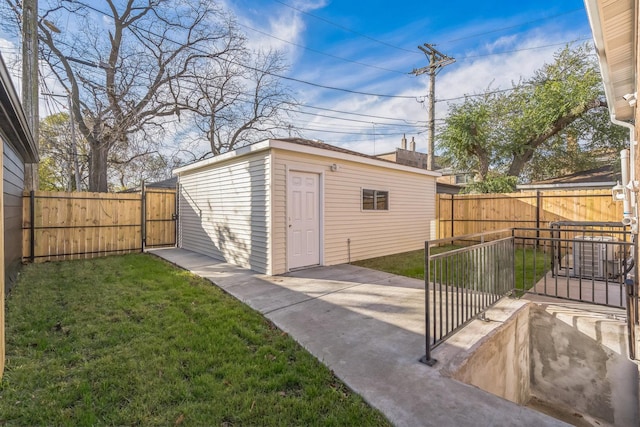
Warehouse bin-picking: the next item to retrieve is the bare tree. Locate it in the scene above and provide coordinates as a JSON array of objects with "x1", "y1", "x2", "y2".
[
  {"x1": 4, "y1": 0, "x2": 244, "y2": 191},
  {"x1": 185, "y1": 48, "x2": 295, "y2": 156}
]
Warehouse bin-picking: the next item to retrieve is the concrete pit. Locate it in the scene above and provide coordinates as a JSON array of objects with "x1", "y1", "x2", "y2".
[{"x1": 435, "y1": 299, "x2": 640, "y2": 426}]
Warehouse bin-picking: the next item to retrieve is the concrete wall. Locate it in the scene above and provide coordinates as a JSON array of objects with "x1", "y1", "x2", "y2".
[
  {"x1": 530, "y1": 304, "x2": 639, "y2": 426},
  {"x1": 444, "y1": 301, "x2": 639, "y2": 425},
  {"x1": 451, "y1": 304, "x2": 531, "y2": 404}
]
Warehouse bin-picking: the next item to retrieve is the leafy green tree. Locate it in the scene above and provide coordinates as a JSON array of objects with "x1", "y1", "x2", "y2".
[
  {"x1": 460, "y1": 174, "x2": 517, "y2": 194},
  {"x1": 38, "y1": 112, "x2": 87, "y2": 191},
  {"x1": 38, "y1": 157, "x2": 61, "y2": 191},
  {"x1": 437, "y1": 92, "x2": 502, "y2": 181},
  {"x1": 439, "y1": 44, "x2": 628, "y2": 187}
]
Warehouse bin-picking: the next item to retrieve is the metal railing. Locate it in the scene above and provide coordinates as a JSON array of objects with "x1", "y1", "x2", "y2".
[
  {"x1": 421, "y1": 231, "x2": 515, "y2": 366},
  {"x1": 421, "y1": 224, "x2": 639, "y2": 364},
  {"x1": 513, "y1": 223, "x2": 638, "y2": 360},
  {"x1": 512, "y1": 224, "x2": 634, "y2": 308}
]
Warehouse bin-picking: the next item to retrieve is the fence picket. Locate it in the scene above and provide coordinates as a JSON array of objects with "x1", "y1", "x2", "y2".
[
  {"x1": 436, "y1": 189, "x2": 621, "y2": 239},
  {"x1": 22, "y1": 189, "x2": 176, "y2": 262}
]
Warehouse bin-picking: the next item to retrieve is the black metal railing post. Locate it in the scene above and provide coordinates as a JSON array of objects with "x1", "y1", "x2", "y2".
[
  {"x1": 627, "y1": 236, "x2": 639, "y2": 361},
  {"x1": 421, "y1": 231, "x2": 515, "y2": 365},
  {"x1": 420, "y1": 240, "x2": 437, "y2": 366}
]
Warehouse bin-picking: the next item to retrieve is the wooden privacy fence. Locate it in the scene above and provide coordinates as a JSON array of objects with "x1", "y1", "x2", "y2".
[
  {"x1": 436, "y1": 189, "x2": 623, "y2": 239},
  {"x1": 23, "y1": 188, "x2": 176, "y2": 262}
]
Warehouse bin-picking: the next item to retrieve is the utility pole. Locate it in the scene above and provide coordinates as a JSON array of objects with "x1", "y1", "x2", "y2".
[
  {"x1": 68, "y1": 95, "x2": 81, "y2": 191},
  {"x1": 410, "y1": 43, "x2": 455, "y2": 171},
  {"x1": 22, "y1": 0, "x2": 39, "y2": 190}
]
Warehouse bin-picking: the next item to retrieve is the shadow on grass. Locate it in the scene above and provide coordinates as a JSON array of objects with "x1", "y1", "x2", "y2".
[
  {"x1": 353, "y1": 245, "x2": 549, "y2": 293},
  {"x1": 1, "y1": 254, "x2": 390, "y2": 427}
]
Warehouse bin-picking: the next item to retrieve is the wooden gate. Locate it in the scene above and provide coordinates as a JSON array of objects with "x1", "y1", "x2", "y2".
[{"x1": 143, "y1": 187, "x2": 176, "y2": 248}]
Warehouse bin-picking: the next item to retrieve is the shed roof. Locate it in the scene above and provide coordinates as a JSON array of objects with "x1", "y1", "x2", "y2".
[
  {"x1": 174, "y1": 138, "x2": 440, "y2": 177},
  {"x1": 517, "y1": 165, "x2": 619, "y2": 190},
  {"x1": 0, "y1": 54, "x2": 38, "y2": 163}
]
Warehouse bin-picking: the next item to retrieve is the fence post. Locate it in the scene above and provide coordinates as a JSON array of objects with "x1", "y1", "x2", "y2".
[
  {"x1": 536, "y1": 191, "x2": 541, "y2": 245},
  {"x1": 29, "y1": 190, "x2": 35, "y2": 262},
  {"x1": 141, "y1": 180, "x2": 146, "y2": 252},
  {"x1": 450, "y1": 194, "x2": 454, "y2": 238},
  {"x1": 174, "y1": 181, "x2": 179, "y2": 248},
  {"x1": 420, "y1": 240, "x2": 437, "y2": 366}
]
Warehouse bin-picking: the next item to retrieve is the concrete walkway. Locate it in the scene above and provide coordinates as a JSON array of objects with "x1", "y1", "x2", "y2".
[{"x1": 148, "y1": 248, "x2": 567, "y2": 427}]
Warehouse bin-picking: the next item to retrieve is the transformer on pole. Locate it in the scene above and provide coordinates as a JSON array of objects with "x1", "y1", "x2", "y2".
[{"x1": 410, "y1": 43, "x2": 455, "y2": 171}]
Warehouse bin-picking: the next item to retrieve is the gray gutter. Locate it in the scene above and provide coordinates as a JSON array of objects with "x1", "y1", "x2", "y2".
[{"x1": 0, "y1": 54, "x2": 38, "y2": 163}]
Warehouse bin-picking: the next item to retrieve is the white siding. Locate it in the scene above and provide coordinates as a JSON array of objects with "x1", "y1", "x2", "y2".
[
  {"x1": 177, "y1": 152, "x2": 271, "y2": 274},
  {"x1": 272, "y1": 149, "x2": 436, "y2": 274}
]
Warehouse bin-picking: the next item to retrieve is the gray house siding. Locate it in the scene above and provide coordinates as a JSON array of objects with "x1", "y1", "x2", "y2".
[
  {"x1": 3, "y1": 139, "x2": 24, "y2": 291},
  {"x1": 0, "y1": 54, "x2": 37, "y2": 295},
  {"x1": 177, "y1": 152, "x2": 271, "y2": 274}
]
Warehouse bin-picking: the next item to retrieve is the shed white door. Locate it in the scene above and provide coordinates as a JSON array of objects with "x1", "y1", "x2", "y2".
[{"x1": 288, "y1": 171, "x2": 320, "y2": 269}]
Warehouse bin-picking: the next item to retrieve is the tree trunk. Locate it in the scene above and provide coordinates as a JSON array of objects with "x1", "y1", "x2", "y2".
[
  {"x1": 507, "y1": 152, "x2": 534, "y2": 177},
  {"x1": 89, "y1": 143, "x2": 109, "y2": 192},
  {"x1": 507, "y1": 99, "x2": 607, "y2": 177}
]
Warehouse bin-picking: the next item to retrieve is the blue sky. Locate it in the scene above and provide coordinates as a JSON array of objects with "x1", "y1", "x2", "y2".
[
  {"x1": 0, "y1": 0, "x2": 594, "y2": 157},
  {"x1": 223, "y1": 0, "x2": 593, "y2": 155}
]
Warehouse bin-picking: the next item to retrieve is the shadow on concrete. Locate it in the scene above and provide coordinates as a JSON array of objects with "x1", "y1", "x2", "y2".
[{"x1": 148, "y1": 247, "x2": 568, "y2": 427}]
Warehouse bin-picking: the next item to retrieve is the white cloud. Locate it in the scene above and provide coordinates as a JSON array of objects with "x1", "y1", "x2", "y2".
[
  {"x1": 222, "y1": 0, "x2": 328, "y2": 64},
  {"x1": 0, "y1": 38, "x2": 22, "y2": 94},
  {"x1": 283, "y1": 26, "x2": 591, "y2": 156}
]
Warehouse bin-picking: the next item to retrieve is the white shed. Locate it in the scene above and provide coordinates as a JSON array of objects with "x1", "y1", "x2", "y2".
[{"x1": 174, "y1": 138, "x2": 438, "y2": 275}]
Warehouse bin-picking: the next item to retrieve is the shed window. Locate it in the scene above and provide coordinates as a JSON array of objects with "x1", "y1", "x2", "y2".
[{"x1": 362, "y1": 189, "x2": 388, "y2": 211}]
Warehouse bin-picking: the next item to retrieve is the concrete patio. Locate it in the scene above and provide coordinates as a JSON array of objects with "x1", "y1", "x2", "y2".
[{"x1": 148, "y1": 247, "x2": 568, "y2": 426}]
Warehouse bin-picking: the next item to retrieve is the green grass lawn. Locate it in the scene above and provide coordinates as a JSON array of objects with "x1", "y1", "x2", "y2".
[
  {"x1": 353, "y1": 245, "x2": 548, "y2": 292},
  {"x1": 0, "y1": 254, "x2": 390, "y2": 426}
]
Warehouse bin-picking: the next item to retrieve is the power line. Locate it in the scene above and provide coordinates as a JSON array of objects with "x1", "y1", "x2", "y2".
[
  {"x1": 59, "y1": 1, "x2": 592, "y2": 104},
  {"x1": 271, "y1": 0, "x2": 418, "y2": 54},
  {"x1": 59, "y1": 0, "x2": 424, "y2": 100},
  {"x1": 435, "y1": 87, "x2": 516, "y2": 103},
  {"x1": 299, "y1": 104, "x2": 427, "y2": 123},
  {"x1": 271, "y1": 1, "x2": 585, "y2": 58},
  {"x1": 35, "y1": 56, "x2": 429, "y2": 128},
  {"x1": 293, "y1": 125, "x2": 426, "y2": 136},
  {"x1": 287, "y1": 108, "x2": 425, "y2": 127},
  {"x1": 457, "y1": 38, "x2": 591, "y2": 60},
  {"x1": 41, "y1": 0, "x2": 594, "y2": 137},
  {"x1": 285, "y1": 116, "x2": 426, "y2": 133},
  {"x1": 411, "y1": 43, "x2": 455, "y2": 170},
  {"x1": 237, "y1": 21, "x2": 408, "y2": 75},
  {"x1": 441, "y1": 8, "x2": 584, "y2": 45}
]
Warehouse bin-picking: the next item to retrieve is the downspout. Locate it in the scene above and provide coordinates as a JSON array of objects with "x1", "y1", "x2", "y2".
[
  {"x1": 614, "y1": 121, "x2": 638, "y2": 234},
  {"x1": 621, "y1": 148, "x2": 633, "y2": 222},
  {"x1": 584, "y1": 0, "x2": 638, "y2": 232},
  {"x1": 585, "y1": 0, "x2": 640, "y2": 363}
]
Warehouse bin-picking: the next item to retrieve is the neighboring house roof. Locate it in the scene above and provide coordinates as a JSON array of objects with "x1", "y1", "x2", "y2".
[
  {"x1": 278, "y1": 138, "x2": 383, "y2": 161},
  {"x1": 146, "y1": 176, "x2": 177, "y2": 188},
  {"x1": 517, "y1": 165, "x2": 619, "y2": 191},
  {"x1": 0, "y1": 54, "x2": 38, "y2": 163},
  {"x1": 436, "y1": 182, "x2": 462, "y2": 194},
  {"x1": 174, "y1": 138, "x2": 441, "y2": 177},
  {"x1": 585, "y1": 0, "x2": 636, "y2": 123},
  {"x1": 119, "y1": 176, "x2": 177, "y2": 193}
]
